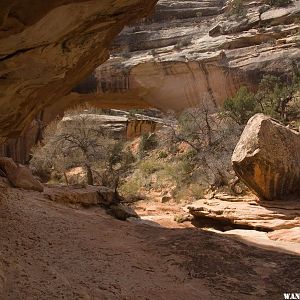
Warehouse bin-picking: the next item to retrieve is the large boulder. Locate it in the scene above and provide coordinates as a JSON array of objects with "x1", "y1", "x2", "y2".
[
  {"x1": 0, "y1": 157, "x2": 44, "y2": 192},
  {"x1": 232, "y1": 114, "x2": 300, "y2": 201}
]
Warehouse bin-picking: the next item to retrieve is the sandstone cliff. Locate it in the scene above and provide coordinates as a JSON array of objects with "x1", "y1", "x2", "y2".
[
  {"x1": 1, "y1": 0, "x2": 300, "y2": 163},
  {"x1": 0, "y1": 0, "x2": 158, "y2": 142},
  {"x1": 76, "y1": 0, "x2": 300, "y2": 111}
]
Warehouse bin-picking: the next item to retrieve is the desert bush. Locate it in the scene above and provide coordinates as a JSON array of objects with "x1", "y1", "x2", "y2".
[
  {"x1": 273, "y1": 25, "x2": 283, "y2": 33},
  {"x1": 30, "y1": 114, "x2": 117, "y2": 186},
  {"x1": 188, "y1": 183, "x2": 206, "y2": 200},
  {"x1": 159, "y1": 100, "x2": 243, "y2": 195},
  {"x1": 138, "y1": 133, "x2": 158, "y2": 158},
  {"x1": 150, "y1": 49, "x2": 157, "y2": 56},
  {"x1": 108, "y1": 142, "x2": 125, "y2": 168},
  {"x1": 138, "y1": 159, "x2": 163, "y2": 176},
  {"x1": 223, "y1": 74, "x2": 300, "y2": 124},
  {"x1": 171, "y1": 101, "x2": 233, "y2": 153},
  {"x1": 256, "y1": 74, "x2": 300, "y2": 122},
  {"x1": 158, "y1": 151, "x2": 168, "y2": 159},
  {"x1": 160, "y1": 160, "x2": 193, "y2": 188},
  {"x1": 223, "y1": 87, "x2": 257, "y2": 125},
  {"x1": 227, "y1": 0, "x2": 246, "y2": 17},
  {"x1": 174, "y1": 36, "x2": 192, "y2": 50},
  {"x1": 286, "y1": 94, "x2": 300, "y2": 122},
  {"x1": 120, "y1": 178, "x2": 142, "y2": 197},
  {"x1": 266, "y1": 0, "x2": 292, "y2": 7}
]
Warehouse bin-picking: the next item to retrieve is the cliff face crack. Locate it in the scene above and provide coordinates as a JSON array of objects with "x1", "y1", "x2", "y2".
[
  {"x1": 198, "y1": 62, "x2": 217, "y2": 108},
  {"x1": 0, "y1": 43, "x2": 50, "y2": 62}
]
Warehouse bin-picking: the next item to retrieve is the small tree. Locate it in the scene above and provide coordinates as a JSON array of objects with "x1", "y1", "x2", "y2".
[
  {"x1": 163, "y1": 99, "x2": 243, "y2": 190},
  {"x1": 227, "y1": 0, "x2": 246, "y2": 18},
  {"x1": 256, "y1": 74, "x2": 298, "y2": 121},
  {"x1": 223, "y1": 74, "x2": 300, "y2": 125},
  {"x1": 52, "y1": 114, "x2": 116, "y2": 185},
  {"x1": 223, "y1": 87, "x2": 257, "y2": 125},
  {"x1": 31, "y1": 114, "x2": 117, "y2": 186},
  {"x1": 138, "y1": 133, "x2": 158, "y2": 159}
]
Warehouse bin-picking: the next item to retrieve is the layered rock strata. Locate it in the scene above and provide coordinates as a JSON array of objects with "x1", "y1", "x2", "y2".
[
  {"x1": 0, "y1": 0, "x2": 158, "y2": 141},
  {"x1": 76, "y1": 0, "x2": 300, "y2": 111}
]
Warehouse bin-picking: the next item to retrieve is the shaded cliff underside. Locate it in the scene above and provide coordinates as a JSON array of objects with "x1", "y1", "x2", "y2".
[
  {"x1": 77, "y1": 0, "x2": 300, "y2": 111},
  {"x1": 0, "y1": 188, "x2": 299, "y2": 300},
  {"x1": 0, "y1": 0, "x2": 158, "y2": 141}
]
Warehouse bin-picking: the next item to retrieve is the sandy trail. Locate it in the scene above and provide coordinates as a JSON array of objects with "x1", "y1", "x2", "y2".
[{"x1": 0, "y1": 189, "x2": 299, "y2": 300}]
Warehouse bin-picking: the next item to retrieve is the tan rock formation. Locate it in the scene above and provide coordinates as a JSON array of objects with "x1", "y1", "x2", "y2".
[
  {"x1": 44, "y1": 185, "x2": 121, "y2": 207},
  {"x1": 232, "y1": 114, "x2": 300, "y2": 201},
  {"x1": 187, "y1": 194, "x2": 300, "y2": 231},
  {"x1": 0, "y1": 0, "x2": 158, "y2": 141},
  {"x1": 0, "y1": 157, "x2": 43, "y2": 191},
  {"x1": 60, "y1": 111, "x2": 163, "y2": 140},
  {"x1": 75, "y1": 0, "x2": 300, "y2": 111},
  {"x1": 268, "y1": 227, "x2": 300, "y2": 243}
]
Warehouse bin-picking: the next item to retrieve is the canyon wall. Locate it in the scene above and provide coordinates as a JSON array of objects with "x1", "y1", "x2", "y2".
[
  {"x1": 75, "y1": 0, "x2": 300, "y2": 111},
  {"x1": 0, "y1": 0, "x2": 158, "y2": 142},
  {"x1": 1, "y1": 0, "x2": 300, "y2": 163}
]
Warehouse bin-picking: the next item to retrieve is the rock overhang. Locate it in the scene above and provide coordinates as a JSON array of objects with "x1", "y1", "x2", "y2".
[{"x1": 0, "y1": 0, "x2": 158, "y2": 141}]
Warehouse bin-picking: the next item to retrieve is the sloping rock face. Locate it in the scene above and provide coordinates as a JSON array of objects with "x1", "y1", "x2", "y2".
[
  {"x1": 232, "y1": 114, "x2": 300, "y2": 201},
  {"x1": 1, "y1": 187, "x2": 300, "y2": 298},
  {"x1": 187, "y1": 194, "x2": 300, "y2": 232},
  {"x1": 75, "y1": 0, "x2": 300, "y2": 111},
  {"x1": 0, "y1": 0, "x2": 158, "y2": 141},
  {"x1": 0, "y1": 157, "x2": 43, "y2": 192},
  {"x1": 187, "y1": 193, "x2": 300, "y2": 251},
  {"x1": 44, "y1": 185, "x2": 122, "y2": 206}
]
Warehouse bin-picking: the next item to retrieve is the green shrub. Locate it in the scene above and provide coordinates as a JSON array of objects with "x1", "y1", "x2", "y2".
[
  {"x1": 181, "y1": 149, "x2": 198, "y2": 162},
  {"x1": 161, "y1": 160, "x2": 193, "y2": 188},
  {"x1": 108, "y1": 142, "x2": 124, "y2": 167},
  {"x1": 120, "y1": 179, "x2": 141, "y2": 196},
  {"x1": 174, "y1": 36, "x2": 192, "y2": 50},
  {"x1": 223, "y1": 74, "x2": 300, "y2": 124},
  {"x1": 123, "y1": 149, "x2": 136, "y2": 165},
  {"x1": 223, "y1": 87, "x2": 257, "y2": 125},
  {"x1": 158, "y1": 151, "x2": 168, "y2": 159},
  {"x1": 189, "y1": 184, "x2": 206, "y2": 200},
  {"x1": 138, "y1": 159, "x2": 163, "y2": 176}
]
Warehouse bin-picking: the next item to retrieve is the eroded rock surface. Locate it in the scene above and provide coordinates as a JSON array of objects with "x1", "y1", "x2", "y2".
[
  {"x1": 61, "y1": 111, "x2": 163, "y2": 140},
  {"x1": 0, "y1": 0, "x2": 158, "y2": 141},
  {"x1": 76, "y1": 0, "x2": 300, "y2": 111},
  {"x1": 44, "y1": 185, "x2": 122, "y2": 207},
  {"x1": 268, "y1": 227, "x2": 300, "y2": 243},
  {"x1": 187, "y1": 194, "x2": 300, "y2": 232},
  {"x1": 232, "y1": 114, "x2": 300, "y2": 201},
  {"x1": 0, "y1": 188, "x2": 299, "y2": 299}
]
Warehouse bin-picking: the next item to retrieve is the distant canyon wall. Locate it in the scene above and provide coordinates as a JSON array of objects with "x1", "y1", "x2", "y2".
[
  {"x1": 90, "y1": 59, "x2": 246, "y2": 112},
  {"x1": 73, "y1": 0, "x2": 300, "y2": 111}
]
